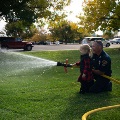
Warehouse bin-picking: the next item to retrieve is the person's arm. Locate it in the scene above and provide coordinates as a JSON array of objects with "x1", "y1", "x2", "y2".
[
  {"x1": 93, "y1": 56, "x2": 111, "y2": 75},
  {"x1": 92, "y1": 69, "x2": 104, "y2": 75},
  {"x1": 72, "y1": 61, "x2": 80, "y2": 67}
]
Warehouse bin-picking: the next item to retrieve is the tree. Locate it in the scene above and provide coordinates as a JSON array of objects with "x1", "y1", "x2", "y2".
[
  {"x1": 0, "y1": 0, "x2": 71, "y2": 24},
  {"x1": 1, "y1": 0, "x2": 71, "y2": 39},
  {"x1": 103, "y1": 30, "x2": 114, "y2": 39},
  {"x1": 5, "y1": 21, "x2": 37, "y2": 39},
  {"x1": 49, "y1": 21, "x2": 82, "y2": 44},
  {"x1": 78, "y1": 0, "x2": 120, "y2": 33}
]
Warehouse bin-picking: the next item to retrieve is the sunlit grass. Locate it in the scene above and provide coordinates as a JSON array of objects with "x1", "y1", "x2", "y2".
[{"x1": 0, "y1": 48, "x2": 120, "y2": 120}]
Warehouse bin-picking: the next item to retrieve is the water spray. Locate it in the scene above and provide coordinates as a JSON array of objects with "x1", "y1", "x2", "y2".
[{"x1": 0, "y1": 51, "x2": 57, "y2": 76}]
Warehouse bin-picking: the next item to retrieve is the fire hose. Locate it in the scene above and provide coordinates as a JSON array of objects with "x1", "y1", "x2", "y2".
[
  {"x1": 82, "y1": 104, "x2": 120, "y2": 120},
  {"x1": 57, "y1": 61, "x2": 120, "y2": 84},
  {"x1": 82, "y1": 74, "x2": 120, "y2": 120},
  {"x1": 57, "y1": 60, "x2": 120, "y2": 120}
]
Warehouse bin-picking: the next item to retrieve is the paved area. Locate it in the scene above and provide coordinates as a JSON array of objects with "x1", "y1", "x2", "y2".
[
  {"x1": 109, "y1": 44, "x2": 120, "y2": 48},
  {"x1": 32, "y1": 44, "x2": 120, "y2": 51},
  {"x1": 32, "y1": 44, "x2": 80, "y2": 51}
]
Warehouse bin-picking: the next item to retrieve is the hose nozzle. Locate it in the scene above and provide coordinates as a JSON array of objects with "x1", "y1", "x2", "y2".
[{"x1": 57, "y1": 62, "x2": 72, "y2": 67}]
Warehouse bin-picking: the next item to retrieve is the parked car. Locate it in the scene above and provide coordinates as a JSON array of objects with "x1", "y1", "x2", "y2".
[
  {"x1": 36, "y1": 41, "x2": 47, "y2": 45},
  {"x1": 0, "y1": 37, "x2": 33, "y2": 51},
  {"x1": 109, "y1": 38, "x2": 120, "y2": 44},
  {"x1": 54, "y1": 41, "x2": 60, "y2": 45},
  {"x1": 46, "y1": 41, "x2": 52, "y2": 45},
  {"x1": 81, "y1": 37, "x2": 110, "y2": 47}
]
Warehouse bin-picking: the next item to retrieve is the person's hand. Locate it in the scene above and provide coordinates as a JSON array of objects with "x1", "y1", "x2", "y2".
[
  {"x1": 82, "y1": 73, "x2": 86, "y2": 78},
  {"x1": 92, "y1": 69, "x2": 95, "y2": 73},
  {"x1": 72, "y1": 63, "x2": 77, "y2": 67}
]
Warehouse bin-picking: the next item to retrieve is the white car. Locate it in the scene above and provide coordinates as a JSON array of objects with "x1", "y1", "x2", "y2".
[
  {"x1": 54, "y1": 41, "x2": 60, "y2": 45},
  {"x1": 81, "y1": 37, "x2": 110, "y2": 47},
  {"x1": 109, "y1": 38, "x2": 120, "y2": 44}
]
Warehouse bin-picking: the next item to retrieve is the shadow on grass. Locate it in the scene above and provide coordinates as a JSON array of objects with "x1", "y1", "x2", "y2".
[{"x1": 59, "y1": 91, "x2": 113, "y2": 120}]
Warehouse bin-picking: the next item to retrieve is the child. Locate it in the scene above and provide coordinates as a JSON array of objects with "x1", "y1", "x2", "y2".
[{"x1": 74, "y1": 44, "x2": 94, "y2": 94}]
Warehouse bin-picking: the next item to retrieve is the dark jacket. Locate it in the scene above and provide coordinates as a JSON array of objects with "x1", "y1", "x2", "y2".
[
  {"x1": 77, "y1": 54, "x2": 94, "y2": 82},
  {"x1": 92, "y1": 50, "x2": 112, "y2": 76}
]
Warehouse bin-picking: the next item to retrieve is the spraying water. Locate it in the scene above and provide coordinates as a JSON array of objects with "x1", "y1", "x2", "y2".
[{"x1": 0, "y1": 49, "x2": 57, "y2": 76}]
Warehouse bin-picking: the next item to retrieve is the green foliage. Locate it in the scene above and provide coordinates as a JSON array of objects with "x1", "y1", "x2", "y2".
[
  {"x1": 103, "y1": 30, "x2": 114, "y2": 39},
  {"x1": 49, "y1": 21, "x2": 82, "y2": 43},
  {"x1": 1, "y1": 0, "x2": 71, "y2": 39},
  {"x1": 31, "y1": 28, "x2": 48, "y2": 42},
  {"x1": 0, "y1": 0, "x2": 71, "y2": 23},
  {"x1": 79, "y1": 0, "x2": 120, "y2": 33},
  {"x1": 5, "y1": 22, "x2": 37, "y2": 39},
  {"x1": 0, "y1": 48, "x2": 120, "y2": 120}
]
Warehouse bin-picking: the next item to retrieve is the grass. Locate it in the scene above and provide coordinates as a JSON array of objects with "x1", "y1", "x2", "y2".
[{"x1": 0, "y1": 48, "x2": 120, "y2": 120}]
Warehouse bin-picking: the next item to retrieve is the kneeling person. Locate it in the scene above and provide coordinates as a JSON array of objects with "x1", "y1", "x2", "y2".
[{"x1": 90, "y1": 40, "x2": 112, "y2": 93}]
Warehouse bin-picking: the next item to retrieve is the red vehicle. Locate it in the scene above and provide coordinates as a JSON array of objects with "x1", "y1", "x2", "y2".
[{"x1": 0, "y1": 37, "x2": 33, "y2": 51}]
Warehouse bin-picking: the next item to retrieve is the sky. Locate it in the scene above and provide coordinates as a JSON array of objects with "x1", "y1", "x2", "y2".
[
  {"x1": 0, "y1": 19, "x2": 6, "y2": 31},
  {"x1": 64, "y1": 0, "x2": 84, "y2": 22}
]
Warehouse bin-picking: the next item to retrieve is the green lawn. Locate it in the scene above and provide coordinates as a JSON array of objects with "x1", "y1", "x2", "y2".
[{"x1": 0, "y1": 48, "x2": 120, "y2": 120}]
